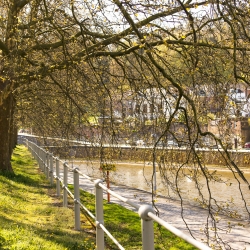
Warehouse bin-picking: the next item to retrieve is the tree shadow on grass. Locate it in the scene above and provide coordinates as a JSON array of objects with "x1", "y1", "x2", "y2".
[
  {"x1": 0, "y1": 215, "x2": 95, "y2": 250},
  {"x1": 0, "y1": 168, "x2": 45, "y2": 188}
]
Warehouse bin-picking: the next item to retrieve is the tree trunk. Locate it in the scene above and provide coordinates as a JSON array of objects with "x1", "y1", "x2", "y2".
[{"x1": 0, "y1": 92, "x2": 16, "y2": 172}]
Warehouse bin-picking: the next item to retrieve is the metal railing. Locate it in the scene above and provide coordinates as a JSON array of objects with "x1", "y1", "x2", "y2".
[{"x1": 26, "y1": 140, "x2": 211, "y2": 250}]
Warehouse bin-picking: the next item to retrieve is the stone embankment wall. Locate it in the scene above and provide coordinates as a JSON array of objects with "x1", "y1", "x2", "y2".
[
  {"x1": 47, "y1": 145, "x2": 250, "y2": 168},
  {"x1": 18, "y1": 135, "x2": 250, "y2": 167}
]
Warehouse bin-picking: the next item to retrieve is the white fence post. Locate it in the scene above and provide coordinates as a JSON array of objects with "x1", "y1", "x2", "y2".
[
  {"x1": 95, "y1": 179, "x2": 105, "y2": 250},
  {"x1": 63, "y1": 162, "x2": 68, "y2": 207},
  {"x1": 138, "y1": 205, "x2": 155, "y2": 250},
  {"x1": 43, "y1": 150, "x2": 46, "y2": 172},
  {"x1": 73, "y1": 168, "x2": 81, "y2": 230},
  {"x1": 31, "y1": 142, "x2": 35, "y2": 159},
  {"x1": 38, "y1": 147, "x2": 42, "y2": 170},
  {"x1": 49, "y1": 153, "x2": 54, "y2": 186},
  {"x1": 35, "y1": 144, "x2": 38, "y2": 160},
  {"x1": 46, "y1": 152, "x2": 49, "y2": 179},
  {"x1": 41, "y1": 149, "x2": 44, "y2": 172},
  {"x1": 56, "y1": 158, "x2": 60, "y2": 197}
]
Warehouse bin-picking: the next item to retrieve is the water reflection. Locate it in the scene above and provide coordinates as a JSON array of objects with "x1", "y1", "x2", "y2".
[{"x1": 76, "y1": 160, "x2": 250, "y2": 220}]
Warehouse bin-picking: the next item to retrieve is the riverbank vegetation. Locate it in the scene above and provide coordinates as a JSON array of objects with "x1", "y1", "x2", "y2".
[{"x1": 0, "y1": 145, "x2": 196, "y2": 249}]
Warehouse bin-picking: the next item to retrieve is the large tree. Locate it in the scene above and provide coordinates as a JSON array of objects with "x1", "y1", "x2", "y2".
[{"x1": 1, "y1": 0, "x2": 248, "y2": 164}]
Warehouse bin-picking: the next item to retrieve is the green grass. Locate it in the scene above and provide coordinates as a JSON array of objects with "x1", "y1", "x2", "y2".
[
  {"x1": 0, "y1": 145, "x2": 198, "y2": 250},
  {"x1": 77, "y1": 189, "x2": 198, "y2": 250},
  {"x1": 0, "y1": 145, "x2": 95, "y2": 250}
]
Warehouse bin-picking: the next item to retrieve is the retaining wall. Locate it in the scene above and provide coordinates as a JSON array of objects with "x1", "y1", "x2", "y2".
[
  {"x1": 19, "y1": 135, "x2": 250, "y2": 168},
  {"x1": 45, "y1": 145, "x2": 250, "y2": 168}
]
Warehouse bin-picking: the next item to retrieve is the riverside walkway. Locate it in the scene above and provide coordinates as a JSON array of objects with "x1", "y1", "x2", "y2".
[
  {"x1": 77, "y1": 175, "x2": 250, "y2": 250},
  {"x1": 25, "y1": 136, "x2": 249, "y2": 249},
  {"x1": 24, "y1": 135, "x2": 250, "y2": 249}
]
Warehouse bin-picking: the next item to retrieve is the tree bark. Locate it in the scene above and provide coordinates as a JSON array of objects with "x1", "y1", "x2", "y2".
[{"x1": 0, "y1": 92, "x2": 15, "y2": 172}]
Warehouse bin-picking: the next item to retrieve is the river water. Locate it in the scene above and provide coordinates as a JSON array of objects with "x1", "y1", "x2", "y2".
[{"x1": 73, "y1": 160, "x2": 250, "y2": 221}]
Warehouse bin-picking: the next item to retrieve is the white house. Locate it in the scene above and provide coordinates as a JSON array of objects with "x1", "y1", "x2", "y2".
[{"x1": 131, "y1": 87, "x2": 186, "y2": 121}]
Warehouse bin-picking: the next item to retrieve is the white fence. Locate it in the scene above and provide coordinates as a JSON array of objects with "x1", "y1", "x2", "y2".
[{"x1": 26, "y1": 140, "x2": 211, "y2": 250}]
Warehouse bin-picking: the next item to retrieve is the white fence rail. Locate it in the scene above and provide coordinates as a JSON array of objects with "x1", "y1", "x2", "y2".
[{"x1": 26, "y1": 140, "x2": 211, "y2": 250}]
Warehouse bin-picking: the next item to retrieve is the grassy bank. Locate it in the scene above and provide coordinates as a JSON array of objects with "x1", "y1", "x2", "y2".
[
  {"x1": 0, "y1": 145, "x2": 197, "y2": 249},
  {"x1": 0, "y1": 145, "x2": 95, "y2": 250}
]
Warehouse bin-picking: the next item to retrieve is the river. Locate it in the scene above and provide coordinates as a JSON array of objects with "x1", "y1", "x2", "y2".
[{"x1": 73, "y1": 159, "x2": 250, "y2": 221}]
